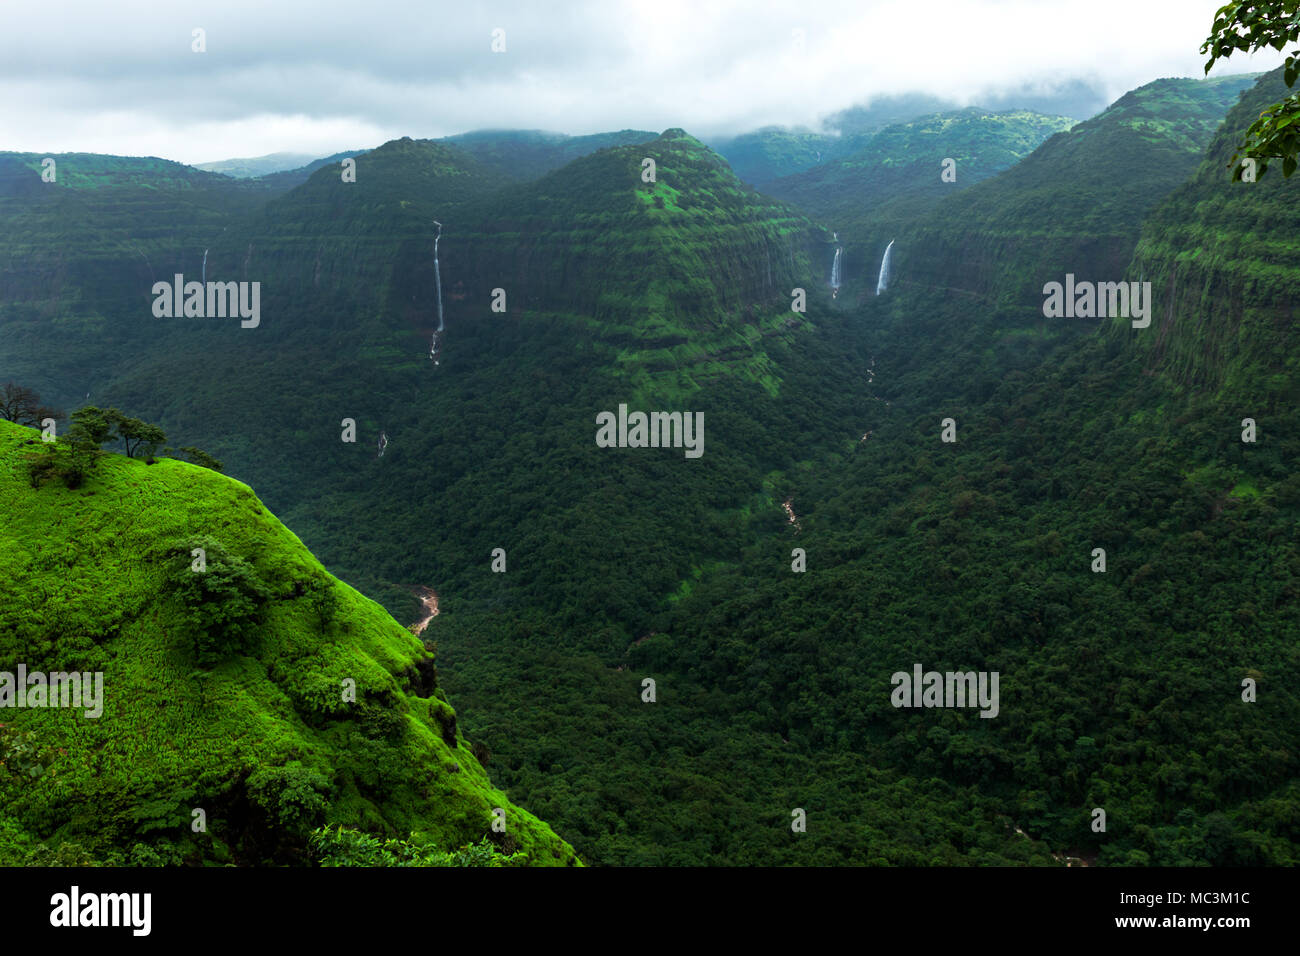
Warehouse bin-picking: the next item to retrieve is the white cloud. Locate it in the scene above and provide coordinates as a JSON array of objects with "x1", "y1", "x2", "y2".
[{"x1": 0, "y1": 0, "x2": 1285, "y2": 163}]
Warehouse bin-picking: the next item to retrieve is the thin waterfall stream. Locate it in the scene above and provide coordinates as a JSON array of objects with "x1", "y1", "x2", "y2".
[
  {"x1": 430, "y1": 220, "x2": 445, "y2": 364},
  {"x1": 876, "y1": 239, "x2": 894, "y2": 296}
]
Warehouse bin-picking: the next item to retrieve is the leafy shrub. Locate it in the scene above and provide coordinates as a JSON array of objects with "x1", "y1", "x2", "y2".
[
  {"x1": 165, "y1": 536, "x2": 270, "y2": 665},
  {"x1": 246, "y1": 763, "x2": 331, "y2": 835},
  {"x1": 309, "y1": 826, "x2": 524, "y2": 867}
]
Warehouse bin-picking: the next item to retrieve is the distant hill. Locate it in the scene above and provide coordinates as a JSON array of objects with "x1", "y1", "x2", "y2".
[
  {"x1": 895, "y1": 74, "x2": 1260, "y2": 313},
  {"x1": 195, "y1": 152, "x2": 321, "y2": 178},
  {"x1": 710, "y1": 94, "x2": 959, "y2": 186},
  {"x1": 437, "y1": 129, "x2": 659, "y2": 181},
  {"x1": 761, "y1": 107, "x2": 1077, "y2": 294},
  {"x1": 255, "y1": 150, "x2": 368, "y2": 190}
]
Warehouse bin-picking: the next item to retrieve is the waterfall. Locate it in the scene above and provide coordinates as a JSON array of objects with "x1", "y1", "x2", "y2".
[
  {"x1": 377, "y1": 430, "x2": 389, "y2": 458},
  {"x1": 201, "y1": 248, "x2": 208, "y2": 285},
  {"x1": 876, "y1": 239, "x2": 894, "y2": 296},
  {"x1": 830, "y1": 247, "x2": 842, "y2": 290},
  {"x1": 429, "y1": 221, "x2": 445, "y2": 365},
  {"x1": 433, "y1": 221, "x2": 444, "y2": 333}
]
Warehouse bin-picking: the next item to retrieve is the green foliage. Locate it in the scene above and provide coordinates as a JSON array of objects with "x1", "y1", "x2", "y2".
[
  {"x1": 178, "y1": 445, "x2": 223, "y2": 471},
  {"x1": 0, "y1": 724, "x2": 54, "y2": 791},
  {"x1": 247, "y1": 762, "x2": 331, "y2": 834},
  {"x1": 165, "y1": 535, "x2": 270, "y2": 665},
  {"x1": 309, "y1": 825, "x2": 524, "y2": 867},
  {"x1": 105, "y1": 409, "x2": 166, "y2": 459},
  {"x1": 1202, "y1": 1, "x2": 1300, "y2": 178},
  {"x1": 23, "y1": 445, "x2": 59, "y2": 488}
]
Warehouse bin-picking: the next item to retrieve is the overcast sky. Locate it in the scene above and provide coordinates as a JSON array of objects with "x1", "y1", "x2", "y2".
[{"x1": 0, "y1": 0, "x2": 1285, "y2": 165}]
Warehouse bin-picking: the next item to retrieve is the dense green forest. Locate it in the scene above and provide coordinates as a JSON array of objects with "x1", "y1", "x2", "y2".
[{"x1": 2, "y1": 66, "x2": 1297, "y2": 866}]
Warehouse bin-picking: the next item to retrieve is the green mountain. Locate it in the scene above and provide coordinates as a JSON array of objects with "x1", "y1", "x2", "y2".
[
  {"x1": 4, "y1": 69, "x2": 1300, "y2": 869},
  {"x1": 195, "y1": 152, "x2": 321, "y2": 178},
  {"x1": 761, "y1": 108, "x2": 1076, "y2": 294},
  {"x1": 0, "y1": 418, "x2": 577, "y2": 866},
  {"x1": 438, "y1": 127, "x2": 826, "y2": 395},
  {"x1": 439, "y1": 129, "x2": 659, "y2": 182},
  {"x1": 709, "y1": 93, "x2": 959, "y2": 186},
  {"x1": 707, "y1": 127, "x2": 841, "y2": 186},
  {"x1": 1112, "y1": 67, "x2": 1300, "y2": 409},
  {"x1": 894, "y1": 75, "x2": 1259, "y2": 313}
]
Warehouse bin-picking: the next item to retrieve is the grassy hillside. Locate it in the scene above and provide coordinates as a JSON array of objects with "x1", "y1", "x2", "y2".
[{"x1": 0, "y1": 419, "x2": 577, "y2": 866}]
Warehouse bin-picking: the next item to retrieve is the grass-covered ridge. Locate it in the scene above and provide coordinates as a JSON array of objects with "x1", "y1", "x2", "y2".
[{"x1": 0, "y1": 419, "x2": 577, "y2": 866}]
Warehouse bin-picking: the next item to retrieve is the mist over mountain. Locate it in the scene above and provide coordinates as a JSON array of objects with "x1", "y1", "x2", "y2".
[
  {"x1": 195, "y1": 152, "x2": 323, "y2": 178},
  {"x1": 2, "y1": 1, "x2": 1298, "y2": 894}
]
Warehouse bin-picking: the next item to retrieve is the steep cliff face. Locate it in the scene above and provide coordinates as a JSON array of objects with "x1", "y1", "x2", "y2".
[
  {"x1": 1111, "y1": 68, "x2": 1300, "y2": 410},
  {"x1": 414, "y1": 128, "x2": 827, "y2": 394},
  {"x1": 895, "y1": 76, "x2": 1258, "y2": 315},
  {"x1": 0, "y1": 154, "x2": 276, "y2": 399},
  {"x1": 200, "y1": 137, "x2": 511, "y2": 343}
]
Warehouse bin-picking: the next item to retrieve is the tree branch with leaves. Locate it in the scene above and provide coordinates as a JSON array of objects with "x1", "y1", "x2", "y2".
[{"x1": 1203, "y1": 1, "x2": 1300, "y2": 179}]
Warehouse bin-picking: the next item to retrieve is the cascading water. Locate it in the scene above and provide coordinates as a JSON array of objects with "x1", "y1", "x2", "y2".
[
  {"x1": 430, "y1": 221, "x2": 445, "y2": 364},
  {"x1": 876, "y1": 239, "x2": 894, "y2": 296},
  {"x1": 433, "y1": 223, "x2": 444, "y2": 333},
  {"x1": 830, "y1": 247, "x2": 843, "y2": 292}
]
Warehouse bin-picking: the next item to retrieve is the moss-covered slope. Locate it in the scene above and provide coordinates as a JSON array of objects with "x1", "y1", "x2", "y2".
[{"x1": 0, "y1": 419, "x2": 577, "y2": 866}]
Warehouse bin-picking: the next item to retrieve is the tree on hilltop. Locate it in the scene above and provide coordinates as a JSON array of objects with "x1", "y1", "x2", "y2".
[{"x1": 0, "y1": 381, "x2": 62, "y2": 427}]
